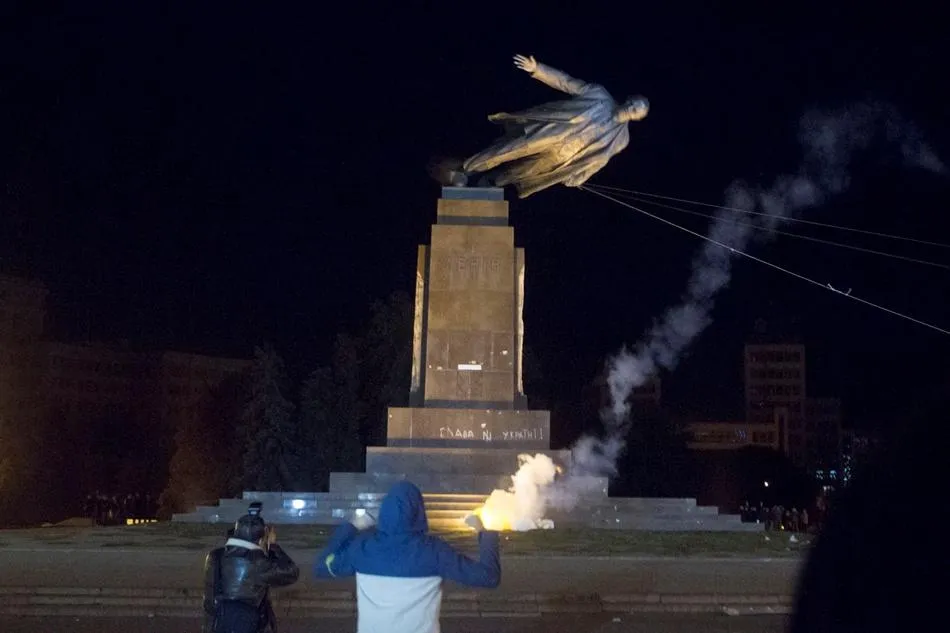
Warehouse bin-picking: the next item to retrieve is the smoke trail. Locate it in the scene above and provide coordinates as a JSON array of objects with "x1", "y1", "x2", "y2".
[
  {"x1": 556, "y1": 100, "x2": 945, "y2": 503},
  {"x1": 800, "y1": 101, "x2": 945, "y2": 195},
  {"x1": 484, "y1": 100, "x2": 944, "y2": 526}
]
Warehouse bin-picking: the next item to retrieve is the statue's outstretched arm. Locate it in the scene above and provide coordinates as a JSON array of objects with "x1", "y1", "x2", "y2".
[{"x1": 513, "y1": 54, "x2": 591, "y2": 96}]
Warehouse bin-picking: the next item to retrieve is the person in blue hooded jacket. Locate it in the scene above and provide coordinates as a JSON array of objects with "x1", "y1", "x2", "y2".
[{"x1": 314, "y1": 481, "x2": 500, "y2": 633}]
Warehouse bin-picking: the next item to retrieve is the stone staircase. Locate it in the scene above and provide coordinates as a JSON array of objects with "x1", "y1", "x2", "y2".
[
  {"x1": 419, "y1": 494, "x2": 484, "y2": 530},
  {"x1": 173, "y1": 491, "x2": 760, "y2": 532},
  {"x1": 172, "y1": 450, "x2": 760, "y2": 532},
  {"x1": 172, "y1": 492, "x2": 483, "y2": 530}
]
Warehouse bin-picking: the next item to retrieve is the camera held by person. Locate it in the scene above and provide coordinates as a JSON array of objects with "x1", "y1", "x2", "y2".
[{"x1": 202, "y1": 503, "x2": 299, "y2": 633}]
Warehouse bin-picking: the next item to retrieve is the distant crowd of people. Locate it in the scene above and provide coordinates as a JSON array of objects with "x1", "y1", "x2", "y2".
[
  {"x1": 82, "y1": 491, "x2": 155, "y2": 525},
  {"x1": 739, "y1": 495, "x2": 831, "y2": 533}
]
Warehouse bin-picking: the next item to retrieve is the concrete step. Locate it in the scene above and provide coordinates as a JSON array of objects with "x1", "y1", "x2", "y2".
[
  {"x1": 180, "y1": 504, "x2": 731, "y2": 522},
  {"x1": 330, "y1": 472, "x2": 611, "y2": 497},
  {"x1": 365, "y1": 447, "x2": 572, "y2": 476},
  {"x1": 577, "y1": 505, "x2": 718, "y2": 517},
  {"x1": 209, "y1": 496, "x2": 484, "y2": 511},
  {"x1": 423, "y1": 493, "x2": 487, "y2": 501},
  {"x1": 173, "y1": 486, "x2": 751, "y2": 531},
  {"x1": 183, "y1": 500, "x2": 710, "y2": 519},
  {"x1": 241, "y1": 492, "x2": 388, "y2": 502},
  {"x1": 592, "y1": 519, "x2": 764, "y2": 532},
  {"x1": 579, "y1": 513, "x2": 760, "y2": 530},
  {"x1": 424, "y1": 503, "x2": 483, "y2": 512},
  {"x1": 172, "y1": 509, "x2": 759, "y2": 532},
  {"x1": 428, "y1": 519, "x2": 468, "y2": 530},
  {"x1": 424, "y1": 509, "x2": 479, "y2": 519},
  {"x1": 587, "y1": 498, "x2": 699, "y2": 509}
]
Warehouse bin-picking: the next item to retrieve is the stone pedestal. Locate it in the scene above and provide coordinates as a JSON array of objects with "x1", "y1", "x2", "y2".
[
  {"x1": 347, "y1": 186, "x2": 560, "y2": 489},
  {"x1": 409, "y1": 187, "x2": 526, "y2": 409},
  {"x1": 171, "y1": 186, "x2": 757, "y2": 532},
  {"x1": 385, "y1": 407, "x2": 550, "y2": 448}
]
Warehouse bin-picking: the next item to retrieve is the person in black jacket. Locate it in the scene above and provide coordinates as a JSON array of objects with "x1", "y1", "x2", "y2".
[{"x1": 203, "y1": 510, "x2": 299, "y2": 633}]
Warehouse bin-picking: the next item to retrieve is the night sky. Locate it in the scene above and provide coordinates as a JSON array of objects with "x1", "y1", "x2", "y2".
[{"x1": 2, "y1": 3, "x2": 948, "y2": 430}]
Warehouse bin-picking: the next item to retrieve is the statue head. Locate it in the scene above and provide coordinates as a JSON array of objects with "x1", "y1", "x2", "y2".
[{"x1": 618, "y1": 95, "x2": 650, "y2": 122}]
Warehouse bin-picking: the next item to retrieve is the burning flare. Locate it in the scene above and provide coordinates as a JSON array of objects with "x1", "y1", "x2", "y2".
[{"x1": 467, "y1": 454, "x2": 559, "y2": 532}]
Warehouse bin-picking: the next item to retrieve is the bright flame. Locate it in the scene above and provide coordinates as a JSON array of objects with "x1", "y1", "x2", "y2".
[
  {"x1": 474, "y1": 504, "x2": 509, "y2": 532},
  {"x1": 469, "y1": 454, "x2": 558, "y2": 532}
]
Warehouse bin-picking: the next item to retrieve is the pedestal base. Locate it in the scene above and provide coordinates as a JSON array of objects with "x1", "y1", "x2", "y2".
[
  {"x1": 386, "y1": 407, "x2": 550, "y2": 449},
  {"x1": 365, "y1": 446, "x2": 569, "y2": 475},
  {"x1": 171, "y1": 490, "x2": 760, "y2": 532}
]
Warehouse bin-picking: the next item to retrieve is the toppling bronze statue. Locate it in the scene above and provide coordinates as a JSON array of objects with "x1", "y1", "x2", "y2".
[{"x1": 433, "y1": 54, "x2": 649, "y2": 198}]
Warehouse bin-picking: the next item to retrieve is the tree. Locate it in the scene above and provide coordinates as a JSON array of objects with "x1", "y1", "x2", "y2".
[
  {"x1": 297, "y1": 360, "x2": 360, "y2": 490},
  {"x1": 237, "y1": 344, "x2": 298, "y2": 491},
  {"x1": 355, "y1": 292, "x2": 413, "y2": 445},
  {"x1": 297, "y1": 291, "x2": 413, "y2": 487},
  {"x1": 159, "y1": 372, "x2": 249, "y2": 516},
  {"x1": 0, "y1": 412, "x2": 45, "y2": 524},
  {"x1": 0, "y1": 340, "x2": 55, "y2": 525}
]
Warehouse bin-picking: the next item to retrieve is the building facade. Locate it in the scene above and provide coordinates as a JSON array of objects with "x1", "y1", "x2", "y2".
[
  {"x1": 743, "y1": 335, "x2": 844, "y2": 477},
  {"x1": 0, "y1": 274, "x2": 48, "y2": 342},
  {"x1": 744, "y1": 342, "x2": 807, "y2": 464},
  {"x1": 44, "y1": 341, "x2": 154, "y2": 412},
  {"x1": 804, "y1": 397, "x2": 842, "y2": 480},
  {"x1": 1, "y1": 274, "x2": 250, "y2": 518},
  {"x1": 839, "y1": 427, "x2": 879, "y2": 485},
  {"x1": 41, "y1": 342, "x2": 250, "y2": 496},
  {"x1": 0, "y1": 276, "x2": 50, "y2": 507},
  {"x1": 685, "y1": 420, "x2": 780, "y2": 451},
  {"x1": 158, "y1": 351, "x2": 251, "y2": 431}
]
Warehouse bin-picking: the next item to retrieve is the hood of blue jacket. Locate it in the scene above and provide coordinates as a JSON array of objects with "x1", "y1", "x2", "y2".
[{"x1": 377, "y1": 481, "x2": 429, "y2": 535}]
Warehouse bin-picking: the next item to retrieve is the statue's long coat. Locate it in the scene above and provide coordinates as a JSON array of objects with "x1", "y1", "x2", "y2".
[{"x1": 464, "y1": 63, "x2": 630, "y2": 198}]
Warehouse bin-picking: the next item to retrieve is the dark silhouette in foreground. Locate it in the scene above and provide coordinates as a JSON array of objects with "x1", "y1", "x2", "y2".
[{"x1": 791, "y1": 399, "x2": 944, "y2": 632}]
